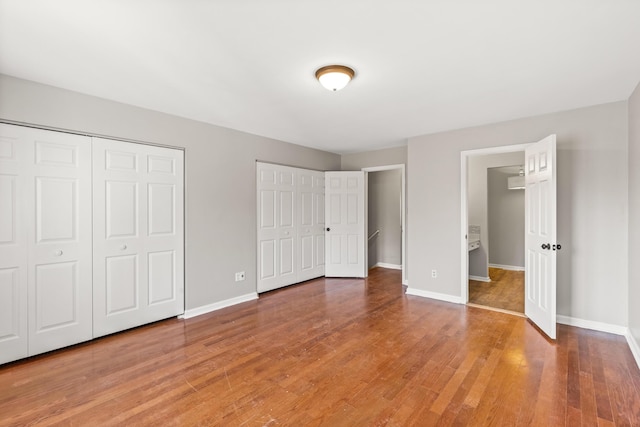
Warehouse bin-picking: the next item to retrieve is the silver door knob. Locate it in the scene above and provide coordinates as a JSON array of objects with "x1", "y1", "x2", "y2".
[
  {"x1": 55, "y1": 250, "x2": 63, "y2": 256},
  {"x1": 120, "y1": 244, "x2": 127, "y2": 250}
]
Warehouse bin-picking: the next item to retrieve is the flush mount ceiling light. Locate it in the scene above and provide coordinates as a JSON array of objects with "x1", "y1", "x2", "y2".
[{"x1": 315, "y1": 65, "x2": 355, "y2": 91}]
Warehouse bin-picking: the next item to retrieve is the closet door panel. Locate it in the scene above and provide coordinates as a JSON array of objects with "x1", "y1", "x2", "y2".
[
  {"x1": 27, "y1": 128, "x2": 93, "y2": 356},
  {"x1": 93, "y1": 138, "x2": 184, "y2": 337},
  {"x1": 297, "y1": 170, "x2": 325, "y2": 282},
  {"x1": 0, "y1": 127, "x2": 28, "y2": 364},
  {"x1": 256, "y1": 163, "x2": 296, "y2": 292}
]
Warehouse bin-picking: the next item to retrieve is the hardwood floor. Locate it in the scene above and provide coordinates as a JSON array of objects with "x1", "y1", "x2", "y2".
[
  {"x1": 469, "y1": 267, "x2": 525, "y2": 313},
  {"x1": 1, "y1": 268, "x2": 639, "y2": 426}
]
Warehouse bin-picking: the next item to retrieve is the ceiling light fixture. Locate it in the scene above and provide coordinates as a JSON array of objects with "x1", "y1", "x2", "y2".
[{"x1": 315, "y1": 65, "x2": 355, "y2": 91}]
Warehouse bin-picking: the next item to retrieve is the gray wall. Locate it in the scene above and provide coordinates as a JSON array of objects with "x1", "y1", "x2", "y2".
[
  {"x1": 488, "y1": 167, "x2": 525, "y2": 268},
  {"x1": 630, "y1": 81, "x2": 640, "y2": 345},
  {"x1": 408, "y1": 101, "x2": 629, "y2": 327},
  {"x1": 0, "y1": 74, "x2": 341, "y2": 311},
  {"x1": 468, "y1": 152, "x2": 524, "y2": 278},
  {"x1": 368, "y1": 169, "x2": 402, "y2": 268},
  {"x1": 341, "y1": 146, "x2": 407, "y2": 170}
]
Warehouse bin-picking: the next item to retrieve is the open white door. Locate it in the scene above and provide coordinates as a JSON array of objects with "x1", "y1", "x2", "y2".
[
  {"x1": 324, "y1": 171, "x2": 366, "y2": 278},
  {"x1": 524, "y1": 134, "x2": 557, "y2": 339}
]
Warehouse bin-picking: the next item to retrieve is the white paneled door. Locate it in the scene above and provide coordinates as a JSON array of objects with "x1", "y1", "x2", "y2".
[
  {"x1": 93, "y1": 138, "x2": 184, "y2": 337},
  {"x1": 0, "y1": 124, "x2": 29, "y2": 364},
  {"x1": 256, "y1": 163, "x2": 325, "y2": 293},
  {"x1": 0, "y1": 124, "x2": 93, "y2": 362},
  {"x1": 257, "y1": 163, "x2": 297, "y2": 292},
  {"x1": 324, "y1": 171, "x2": 366, "y2": 278},
  {"x1": 297, "y1": 169, "x2": 325, "y2": 282},
  {"x1": 525, "y1": 134, "x2": 557, "y2": 340}
]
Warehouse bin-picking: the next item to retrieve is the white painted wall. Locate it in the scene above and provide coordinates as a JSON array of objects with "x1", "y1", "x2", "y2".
[
  {"x1": 629, "y1": 81, "x2": 640, "y2": 347},
  {"x1": 488, "y1": 167, "x2": 525, "y2": 268},
  {"x1": 408, "y1": 102, "x2": 629, "y2": 327},
  {"x1": 0, "y1": 74, "x2": 341, "y2": 312},
  {"x1": 467, "y1": 152, "x2": 524, "y2": 278}
]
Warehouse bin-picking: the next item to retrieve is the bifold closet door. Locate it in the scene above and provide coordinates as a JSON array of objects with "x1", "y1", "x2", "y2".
[
  {"x1": 257, "y1": 163, "x2": 296, "y2": 293},
  {"x1": 297, "y1": 170, "x2": 325, "y2": 282},
  {"x1": 92, "y1": 138, "x2": 184, "y2": 337},
  {"x1": 0, "y1": 124, "x2": 28, "y2": 363},
  {"x1": 0, "y1": 124, "x2": 93, "y2": 362}
]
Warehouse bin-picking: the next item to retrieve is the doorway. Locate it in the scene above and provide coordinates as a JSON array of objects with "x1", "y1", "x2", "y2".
[
  {"x1": 460, "y1": 145, "x2": 527, "y2": 308},
  {"x1": 468, "y1": 164, "x2": 526, "y2": 313},
  {"x1": 362, "y1": 165, "x2": 406, "y2": 285}
]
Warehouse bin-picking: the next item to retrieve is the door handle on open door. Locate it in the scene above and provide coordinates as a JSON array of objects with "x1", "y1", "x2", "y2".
[
  {"x1": 326, "y1": 228, "x2": 330, "y2": 232},
  {"x1": 541, "y1": 243, "x2": 551, "y2": 250},
  {"x1": 553, "y1": 244, "x2": 562, "y2": 251}
]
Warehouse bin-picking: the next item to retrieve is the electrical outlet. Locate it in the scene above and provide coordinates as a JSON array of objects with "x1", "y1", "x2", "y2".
[
  {"x1": 235, "y1": 271, "x2": 245, "y2": 282},
  {"x1": 431, "y1": 269, "x2": 437, "y2": 278}
]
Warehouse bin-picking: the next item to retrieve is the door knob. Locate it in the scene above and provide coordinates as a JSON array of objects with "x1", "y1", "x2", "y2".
[
  {"x1": 54, "y1": 250, "x2": 63, "y2": 256},
  {"x1": 326, "y1": 227, "x2": 331, "y2": 232},
  {"x1": 553, "y1": 244, "x2": 562, "y2": 251},
  {"x1": 541, "y1": 243, "x2": 550, "y2": 250},
  {"x1": 120, "y1": 244, "x2": 127, "y2": 250}
]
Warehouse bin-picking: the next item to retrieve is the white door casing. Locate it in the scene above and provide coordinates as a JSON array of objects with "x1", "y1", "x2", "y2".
[
  {"x1": 325, "y1": 171, "x2": 367, "y2": 278},
  {"x1": 524, "y1": 134, "x2": 557, "y2": 339},
  {"x1": 92, "y1": 138, "x2": 184, "y2": 337},
  {"x1": 0, "y1": 124, "x2": 29, "y2": 363}
]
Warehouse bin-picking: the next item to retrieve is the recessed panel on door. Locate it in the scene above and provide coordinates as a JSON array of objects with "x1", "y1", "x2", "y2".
[
  {"x1": 0, "y1": 268, "x2": 19, "y2": 340},
  {"x1": 300, "y1": 235, "x2": 313, "y2": 271},
  {"x1": 36, "y1": 178, "x2": 76, "y2": 243},
  {"x1": 106, "y1": 181, "x2": 138, "y2": 239},
  {"x1": 280, "y1": 191, "x2": 294, "y2": 227},
  {"x1": 280, "y1": 238, "x2": 294, "y2": 275},
  {"x1": 261, "y1": 190, "x2": 276, "y2": 229},
  {"x1": 316, "y1": 236, "x2": 325, "y2": 267},
  {"x1": 148, "y1": 156, "x2": 174, "y2": 174},
  {"x1": 106, "y1": 255, "x2": 138, "y2": 315},
  {"x1": 0, "y1": 175, "x2": 16, "y2": 244},
  {"x1": 35, "y1": 262, "x2": 78, "y2": 331},
  {"x1": 301, "y1": 192, "x2": 313, "y2": 227},
  {"x1": 260, "y1": 240, "x2": 276, "y2": 280},
  {"x1": 106, "y1": 150, "x2": 137, "y2": 171},
  {"x1": 148, "y1": 250, "x2": 175, "y2": 304},
  {"x1": 148, "y1": 183, "x2": 175, "y2": 236},
  {"x1": 35, "y1": 141, "x2": 77, "y2": 167}
]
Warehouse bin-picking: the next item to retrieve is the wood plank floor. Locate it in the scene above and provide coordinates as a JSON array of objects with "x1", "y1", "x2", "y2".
[
  {"x1": 469, "y1": 267, "x2": 525, "y2": 313},
  {"x1": 1, "y1": 268, "x2": 639, "y2": 426}
]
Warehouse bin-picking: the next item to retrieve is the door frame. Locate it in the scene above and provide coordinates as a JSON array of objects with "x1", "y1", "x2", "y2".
[
  {"x1": 362, "y1": 164, "x2": 406, "y2": 285},
  {"x1": 460, "y1": 145, "x2": 528, "y2": 303}
]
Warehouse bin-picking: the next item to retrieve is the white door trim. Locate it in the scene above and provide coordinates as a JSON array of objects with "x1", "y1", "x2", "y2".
[
  {"x1": 460, "y1": 145, "x2": 529, "y2": 303},
  {"x1": 362, "y1": 164, "x2": 406, "y2": 285}
]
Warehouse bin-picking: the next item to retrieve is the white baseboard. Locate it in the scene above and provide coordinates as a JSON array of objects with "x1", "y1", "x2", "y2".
[
  {"x1": 405, "y1": 287, "x2": 463, "y2": 304},
  {"x1": 181, "y1": 292, "x2": 259, "y2": 319},
  {"x1": 373, "y1": 262, "x2": 402, "y2": 270},
  {"x1": 556, "y1": 315, "x2": 628, "y2": 336},
  {"x1": 469, "y1": 275, "x2": 491, "y2": 282},
  {"x1": 489, "y1": 263, "x2": 525, "y2": 271},
  {"x1": 625, "y1": 330, "x2": 640, "y2": 370},
  {"x1": 402, "y1": 279, "x2": 408, "y2": 286}
]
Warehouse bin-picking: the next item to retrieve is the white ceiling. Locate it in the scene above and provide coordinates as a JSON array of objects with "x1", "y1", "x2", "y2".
[{"x1": 1, "y1": 1, "x2": 639, "y2": 154}]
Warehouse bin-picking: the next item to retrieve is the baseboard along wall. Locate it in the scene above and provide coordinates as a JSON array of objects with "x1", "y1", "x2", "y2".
[
  {"x1": 181, "y1": 293, "x2": 258, "y2": 319},
  {"x1": 489, "y1": 263, "x2": 525, "y2": 271}
]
